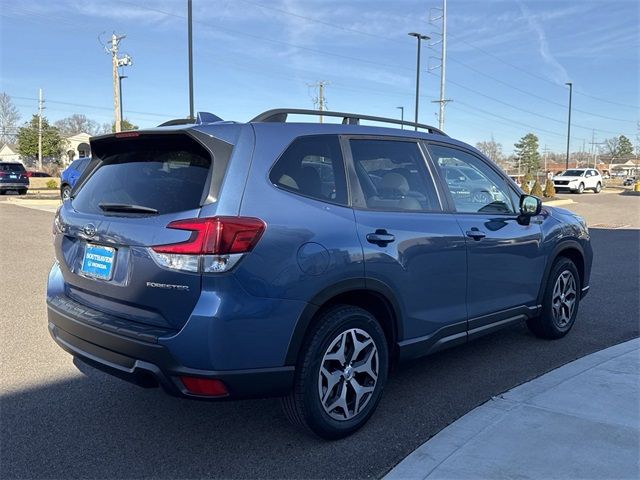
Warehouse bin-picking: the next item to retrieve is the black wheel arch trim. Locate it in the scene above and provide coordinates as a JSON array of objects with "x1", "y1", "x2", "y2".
[
  {"x1": 537, "y1": 239, "x2": 586, "y2": 304},
  {"x1": 284, "y1": 278, "x2": 403, "y2": 365}
]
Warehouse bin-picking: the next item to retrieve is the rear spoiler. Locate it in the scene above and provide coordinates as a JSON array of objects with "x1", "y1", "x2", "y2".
[{"x1": 157, "y1": 111, "x2": 223, "y2": 127}]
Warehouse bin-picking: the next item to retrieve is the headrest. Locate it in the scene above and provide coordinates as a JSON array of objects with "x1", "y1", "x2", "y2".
[{"x1": 381, "y1": 172, "x2": 410, "y2": 194}]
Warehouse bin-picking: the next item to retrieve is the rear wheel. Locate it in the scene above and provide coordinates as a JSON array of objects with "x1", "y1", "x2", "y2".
[
  {"x1": 282, "y1": 305, "x2": 388, "y2": 439},
  {"x1": 18, "y1": 189, "x2": 27, "y2": 195},
  {"x1": 61, "y1": 184, "x2": 72, "y2": 201},
  {"x1": 527, "y1": 257, "x2": 580, "y2": 339},
  {"x1": 594, "y1": 182, "x2": 601, "y2": 193}
]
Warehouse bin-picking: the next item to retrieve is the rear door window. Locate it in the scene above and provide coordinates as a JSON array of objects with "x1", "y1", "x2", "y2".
[
  {"x1": 349, "y1": 139, "x2": 440, "y2": 212},
  {"x1": 72, "y1": 134, "x2": 212, "y2": 215},
  {"x1": 269, "y1": 135, "x2": 348, "y2": 205}
]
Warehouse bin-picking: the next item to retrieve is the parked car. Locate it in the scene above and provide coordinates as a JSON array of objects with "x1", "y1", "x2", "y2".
[
  {"x1": 26, "y1": 171, "x2": 53, "y2": 178},
  {"x1": 623, "y1": 177, "x2": 637, "y2": 186},
  {"x1": 0, "y1": 162, "x2": 29, "y2": 195},
  {"x1": 553, "y1": 168, "x2": 602, "y2": 194},
  {"x1": 60, "y1": 157, "x2": 91, "y2": 200},
  {"x1": 47, "y1": 109, "x2": 593, "y2": 439}
]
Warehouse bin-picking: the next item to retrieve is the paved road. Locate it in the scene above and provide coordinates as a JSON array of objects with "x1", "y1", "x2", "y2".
[{"x1": 1, "y1": 196, "x2": 638, "y2": 479}]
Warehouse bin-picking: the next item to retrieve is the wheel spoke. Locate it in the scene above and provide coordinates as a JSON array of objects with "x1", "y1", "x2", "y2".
[
  {"x1": 325, "y1": 381, "x2": 350, "y2": 419},
  {"x1": 350, "y1": 377, "x2": 375, "y2": 415},
  {"x1": 320, "y1": 367, "x2": 342, "y2": 404},
  {"x1": 324, "y1": 332, "x2": 347, "y2": 365},
  {"x1": 352, "y1": 347, "x2": 378, "y2": 382}
]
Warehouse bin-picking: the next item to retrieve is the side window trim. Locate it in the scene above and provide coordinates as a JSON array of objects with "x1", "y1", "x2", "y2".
[
  {"x1": 425, "y1": 141, "x2": 520, "y2": 216},
  {"x1": 341, "y1": 134, "x2": 444, "y2": 213}
]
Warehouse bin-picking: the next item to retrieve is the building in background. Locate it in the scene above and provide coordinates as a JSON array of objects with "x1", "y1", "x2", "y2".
[
  {"x1": 64, "y1": 132, "x2": 91, "y2": 163},
  {"x1": 0, "y1": 143, "x2": 21, "y2": 163}
]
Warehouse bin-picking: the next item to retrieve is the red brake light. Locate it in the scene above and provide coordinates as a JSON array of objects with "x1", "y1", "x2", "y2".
[
  {"x1": 152, "y1": 216, "x2": 266, "y2": 255},
  {"x1": 180, "y1": 377, "x2": 228, "y2": 397},
  {"x1": 115, "y1": 131, "x2": 139, "y2": 138}
]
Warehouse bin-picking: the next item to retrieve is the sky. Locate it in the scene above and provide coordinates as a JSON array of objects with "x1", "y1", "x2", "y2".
[{"x1": 1, "y1": 0, "x2": 638, "y2": 155}]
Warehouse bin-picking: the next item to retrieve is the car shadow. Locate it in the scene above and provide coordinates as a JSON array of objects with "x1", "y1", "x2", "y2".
[{"x1": 2, "y1": 228, "x2": 638, "y2": 479}]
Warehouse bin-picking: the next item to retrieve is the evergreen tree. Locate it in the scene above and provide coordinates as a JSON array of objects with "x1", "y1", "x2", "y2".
[
  {"x1": 17, "y1": 115, "x2": 65, "y2": 160},
  {"x1": 514, "y1": 133, "x2": 541, "y2": 174}
]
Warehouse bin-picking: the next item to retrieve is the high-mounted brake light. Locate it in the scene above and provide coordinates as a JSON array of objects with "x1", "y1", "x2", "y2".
[
  {"x1": 149, "y1": 216, "x2": 266, "y2": 273},
  {"x1": 114, "y1": 131, "x2": 140, "y2": 138}
]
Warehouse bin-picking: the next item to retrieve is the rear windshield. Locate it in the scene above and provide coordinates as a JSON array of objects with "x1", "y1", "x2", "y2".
[
  {"x1": 0, "y1": 163, "x2": 26, "y2": 172},
  {"x1": 72, "y1": 135, "x2": 212, "y2": 215}
]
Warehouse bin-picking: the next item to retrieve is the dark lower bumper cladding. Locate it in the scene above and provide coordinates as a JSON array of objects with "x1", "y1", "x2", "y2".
[{"x1": 47, "y1": 302, "x2": 294, "y2": 400}]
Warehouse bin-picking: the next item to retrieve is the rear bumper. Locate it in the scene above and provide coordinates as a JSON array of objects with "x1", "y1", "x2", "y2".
[
  {"x1": 0, "y1": 182, "x2": 28, "y2": 189},
  {"x1": 47, "y1": 300, "x2": 295, "y2": 399}
]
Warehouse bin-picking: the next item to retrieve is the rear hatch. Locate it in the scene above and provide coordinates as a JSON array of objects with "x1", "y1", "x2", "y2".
[
  {"x1": 54, "y1": 132, "x2": 216, "y2": 331},
  {"x1": 0, "y1": 163, "x2": 29, "y2": 185}
]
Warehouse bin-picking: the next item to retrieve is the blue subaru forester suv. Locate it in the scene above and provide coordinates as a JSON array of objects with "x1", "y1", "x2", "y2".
[{"x1": 47, "y1": 109, "x2": 592, "y2": 439}]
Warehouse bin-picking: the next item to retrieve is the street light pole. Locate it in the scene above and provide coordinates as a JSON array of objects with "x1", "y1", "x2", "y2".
[
  {"x1": 408, "y1": 32, "x2": 430, "y2": 131},
  {"x1": 565, "y1": 82, "x2": 572, "y2": 170},
  {"x1": 397, "y1": 106, "x2": 404, "y2": 129},
  {"x1": 118, "y1": 74, "x2": 127, "y2": 127}
]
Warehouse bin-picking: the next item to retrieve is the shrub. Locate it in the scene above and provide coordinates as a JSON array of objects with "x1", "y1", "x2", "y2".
[
  {"x1": 530, "y1": 181, "x2": 543, "y2": 197},
  {"x1": 543, "y1": 181, "x2": 556, "y2": 198},
  {"x1": 521, "y1": 181, "x2": 530, "y2": 194},
  {"x1": 46, "y1": 179, "x2": 58, "y2": 189}
]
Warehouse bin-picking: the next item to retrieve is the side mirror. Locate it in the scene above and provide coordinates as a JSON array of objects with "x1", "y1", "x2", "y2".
[{"x1": 520, "y1": 194, "x2": 542, "y2": 216}]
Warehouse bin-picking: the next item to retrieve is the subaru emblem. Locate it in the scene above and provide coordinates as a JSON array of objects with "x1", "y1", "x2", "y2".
[{"x1": 83, "y1": 223, "x2": 97, "y2": 237}]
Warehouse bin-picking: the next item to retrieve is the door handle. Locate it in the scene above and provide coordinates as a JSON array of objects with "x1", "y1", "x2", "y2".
[
  {"x1": 366, "y1": 229, "x2": 395, "y2": 247},
  {"x1": 465, "y1": 228, "x2": 486, "y2": 240}
]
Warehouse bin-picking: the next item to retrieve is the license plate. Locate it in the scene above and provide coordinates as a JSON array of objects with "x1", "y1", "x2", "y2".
[
  {"x1": 9, "y1": 174, "x2": 17, "y2": 179},
  {"x1": 81, "y1": 244, "x2": 116, "y2": 280}
]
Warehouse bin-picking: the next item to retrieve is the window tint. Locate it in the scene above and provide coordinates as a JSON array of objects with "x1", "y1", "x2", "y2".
[
  {"x1": 78, "y1": 159, "x2": 90, "y2": 171},
  {"x1": 0, "y1": 163, "x2": 26, "y2": 172},
  {"x1": 429, "y1": 145, "x2": 515, "y2": 214},
  {"x1": 349, "y1": 139, "x2": 440, "y2": 211},
  {"x1": 73, "y1": 135, "x2": 212, "y2": 215},
  {"x1": 68, "y1": 160, "x2": 81, "y2": 170},
  {"x1": 269, "y1": 135, "x2": 347, "y2": 205}
]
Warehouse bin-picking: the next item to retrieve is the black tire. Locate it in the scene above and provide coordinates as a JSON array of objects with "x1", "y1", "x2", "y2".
[
  {"x1": 61, "y1": 184, "x2": 72, "y2": 201},
  {"x1": 577, "y1": 183, "x2": 584, "y2": 194},
  {"x1": 527, "y1": 257, "x2": 581, "y2": 339},
  {"x1": 0, "y1": 190, "x2": 5, "y2": 195},
  {"x1": 281, "y1": 305, "x2": 389, "y2": 439},
  {"x1": 18, "y1": 189, "x2": 27, "y2": 195},
  {"x1": 594, "y1": 182, "x2": 601, "y2": 193}
]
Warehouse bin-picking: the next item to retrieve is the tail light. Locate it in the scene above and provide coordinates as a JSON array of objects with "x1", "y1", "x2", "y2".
[
  {"x1": 149, "y1": 216, "x2": 265, "y2": 273},
  {"x1": 0, "y1": 172, "x2": 6, "y2": 178},
  {"x1": 180, "y1": 376, "x2": 228, "y2": 397}
]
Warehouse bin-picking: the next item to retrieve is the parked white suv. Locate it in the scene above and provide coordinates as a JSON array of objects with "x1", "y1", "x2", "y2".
[{"x1": 553, "y1": 168, "x2": 602, "y2": 194}]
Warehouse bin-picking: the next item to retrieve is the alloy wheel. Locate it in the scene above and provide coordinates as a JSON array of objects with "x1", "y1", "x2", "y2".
[
  {"x1": 318, "y1": 328, "x2": 379, "y2": 421},
  {"x1": 551, "y1": 270, "x2": 577, "y2": 327}
]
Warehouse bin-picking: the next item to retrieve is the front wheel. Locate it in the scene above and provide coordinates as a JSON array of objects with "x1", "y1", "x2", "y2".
[
  {"x1": 281, "y1": 305, "x2": 388, "y2": 439},
  {"x1": 577, "y1": 183, "x2": 585, "y2": 194},
  {"x1": 527, "y1": 257, "x2": 580, "y2": 339},
  {"x1": 594, "y1": 182, "x2": 601, "y2": 193}
]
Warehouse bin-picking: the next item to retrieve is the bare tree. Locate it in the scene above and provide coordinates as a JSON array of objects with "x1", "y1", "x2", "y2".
[
  {"x1": 0, "y1": 92, "x2": 21, "y2": 145},
  {"x1": 476, "y1": 136, "x2": 504, "y2": 163},
  {"x1": 54, "y1": 114, "x2": 101, "y2": 136}
]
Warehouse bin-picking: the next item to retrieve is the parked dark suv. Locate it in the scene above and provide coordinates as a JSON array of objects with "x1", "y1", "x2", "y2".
[
  {"x1": 0, "y1": 162, "x2": 29, "y2": 195},
  {"x1": 47, "y1": 109, "x2": 592, "y2": 439}
]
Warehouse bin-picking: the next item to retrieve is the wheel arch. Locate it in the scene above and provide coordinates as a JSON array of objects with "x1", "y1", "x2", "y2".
[
  {"x1": 284, "y1": 278, "x2": 402, "y2": 366},
  {"x1": 537, "y1": 240, "x2": 585, "y2": 304}
]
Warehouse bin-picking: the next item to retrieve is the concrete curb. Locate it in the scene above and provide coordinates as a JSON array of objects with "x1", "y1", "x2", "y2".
[{"x1": 385, "y1": 338, "x2": 640, "y2": 480}]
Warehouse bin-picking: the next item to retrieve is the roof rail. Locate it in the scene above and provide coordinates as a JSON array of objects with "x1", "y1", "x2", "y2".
[
  {"x1": 250, "y1": 108, "x2": 447, "y2": 136},
  {"x1": 158, "y1": 111, "x2": 223, "y2": 127}
]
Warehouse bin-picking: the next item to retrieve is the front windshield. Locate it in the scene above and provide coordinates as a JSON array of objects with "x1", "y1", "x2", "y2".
[{"x1": 560, "y1": 169, "x2": 584, "y2": 177}]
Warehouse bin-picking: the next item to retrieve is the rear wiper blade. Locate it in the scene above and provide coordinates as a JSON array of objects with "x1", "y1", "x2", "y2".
[{"x1": 98, "y1": 203, "x2": 158, "y2": 214}]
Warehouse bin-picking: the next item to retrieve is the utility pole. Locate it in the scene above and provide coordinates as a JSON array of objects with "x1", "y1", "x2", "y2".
[
  {"x1": 428, "y1": 1, "x2": 451, "y2": 130},
  {"x1": 542, "y1": 144, "x2": 550, "y2": 174},
  {"x1": 309, "y1": 81, "x2": 329, "y2": 123},
  {"x1": 565, "y1": 82, "x2": 572, "y2": 170},
  {"x1": 187, "y1": 0, "x2": 194, "y2": 120},
  {"x1": 38, "y1": 88, "x2": 43, "y2": 170},
  {"x1": 105, "y1": 33, "x2": 132, "y2": 132},
  {"x1": 397, "y1": 106, "x2": 404, "y2": 129},
  {"x1": 119, "y1": 75, "x2": 127, "y2": 123}
]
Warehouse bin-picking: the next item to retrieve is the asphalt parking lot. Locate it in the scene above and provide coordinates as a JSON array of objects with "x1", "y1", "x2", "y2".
[{"x1": 1, "y1": 192, "x2": 639, "y2": 479}]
